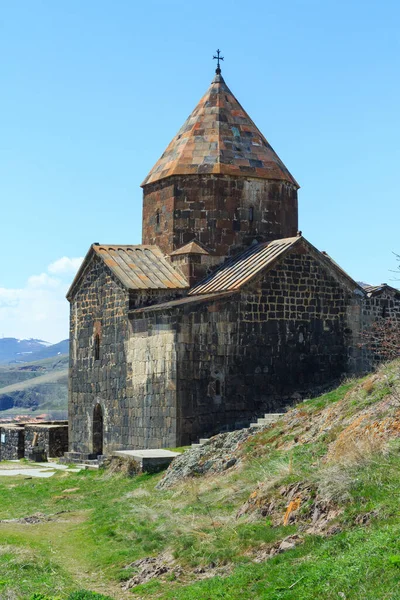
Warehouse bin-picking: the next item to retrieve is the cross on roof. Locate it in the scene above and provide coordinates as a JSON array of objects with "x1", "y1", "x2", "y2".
[{"x1": 213, "y1": 49, "x2": 224, "y2": 74}]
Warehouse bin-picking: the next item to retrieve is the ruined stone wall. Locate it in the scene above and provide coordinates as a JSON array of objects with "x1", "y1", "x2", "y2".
[
  {"x1": 362, "y1": 290, "x2": 400, "y2": 366},
  {"x1": 24, "y1": 425, "x2": 68, "y2": 458},
  {"x1": 126, "y1": 315, "x2": 178, "y2": 448},
  {"x1": 0, "y1": 426, "x2": 24, "y2": 460},
  {"x1": 142, "y1": 175, "x2": 298, "y2": 256},
  {"x1": 363, "y1": 290, "x2": 400, "y2": 323},
  {"x1": 68, "y1": 255, "x2": 130, "y2": 455}
]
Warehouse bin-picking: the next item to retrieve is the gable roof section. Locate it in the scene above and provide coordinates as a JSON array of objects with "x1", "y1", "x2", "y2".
[
  {"x1": 360, "y1": 283, "x2": 400, "y2": 297},
  {"x1": 169, "y1": 240, "x2": 210, "y2": 256},
  {"x1": 67, "y1": 244, "x2": 188, "y2": 300},
  {"x1": 142, "y1": 73, "x2": 299, "y2": 188},
  {"x1": 189, "y1": 236, "x2": 363, "y2": 296}
]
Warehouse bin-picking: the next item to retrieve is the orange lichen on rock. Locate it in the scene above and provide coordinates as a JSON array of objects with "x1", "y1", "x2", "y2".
[{"x1": 283, "y1": 497, "x2": 301, "y2": 525}]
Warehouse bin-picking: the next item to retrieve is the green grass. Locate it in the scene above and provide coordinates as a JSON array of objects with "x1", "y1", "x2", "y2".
[{"x1": 0, "y1": 361, "x2": 399, "y2": 598}]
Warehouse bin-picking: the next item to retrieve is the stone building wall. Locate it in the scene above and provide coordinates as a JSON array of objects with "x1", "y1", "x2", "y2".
[
  {"x1": 126, "y1": 316, "x2": 178, "y2": 448},
  {"x1": 362, "y1": 289, "x2": 400, "y2": 366},
  {"x1": 68, "y1": 255, "x2": 130, "y2": 455},
  {"x1": 236, "y1": 249, "x2": 362, "y2": 403},
  {"x1": 363, "y1": 290, "x2": 400, "y2": 323},
  {"x1": 150, "y1": 247, "x2": 363, "y2": 446},
  {"x1": 24, "y1": 424, "x2": 68, "y2": 458},
  {"x1": 141, "y1": 180, "x2": 175, "y2": 255},
  {"x1": 142, "y1": 175, "x2": 298, "y2": 256},
  {"x1": 0, "y1": 426, "x2": 25, "y2": 460}
]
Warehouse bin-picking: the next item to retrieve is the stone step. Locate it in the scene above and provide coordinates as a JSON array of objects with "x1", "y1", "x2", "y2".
[
  {"x1": 191, "y1": 438, "x2": 211, "y2": 448},
  {"x1": 250, "y1": 413, "x2": 285, "y2": 428},
  {"x1": 76, "y1": 462, "x2": 100, "y2": 470},
  {"x1": 62, "y1": 451, "x2": 98, "y2": 462},
  {"x1": 112, "y1": 449, "x2": 179, "y2": 473},
  {"x1": 263, "y1": 413, "x2": 284, "y2": 420}
]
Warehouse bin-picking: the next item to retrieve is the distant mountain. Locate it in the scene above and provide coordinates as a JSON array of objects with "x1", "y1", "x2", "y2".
[
  {"x1": 0, "y1": 354, "x2": 69, "y2": 418},
  {"x1": 0, "y1": 338, "x2": 69, "y2": 364}
]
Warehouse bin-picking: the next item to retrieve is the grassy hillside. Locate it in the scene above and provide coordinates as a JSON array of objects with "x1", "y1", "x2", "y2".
[
  {"x1": 0, "y1": 355, "x2": 68, "y2": 417},
  {"x1": 0, "y1": 360, "x2": 400, "y2": 599}
]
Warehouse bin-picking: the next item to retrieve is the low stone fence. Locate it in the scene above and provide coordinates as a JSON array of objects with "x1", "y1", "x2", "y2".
[{"x1": 0, "y1": 421, "x2": 68, "y2": 461}]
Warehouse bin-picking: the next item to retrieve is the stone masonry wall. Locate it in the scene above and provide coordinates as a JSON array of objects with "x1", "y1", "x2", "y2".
[
  {"x1": 142, "y1": 181, "x2": 175, "y2": 255},
  {"x1": 157, "y1": 247, "x2": 362, "y2": 445},
  {"x1": 24, "y1": 424, "x2": 68, "y2": 458},
  {"x1": 363, "y1": 290, "x2": 400, "y2": 323},
  {"x1": 69, "y1": 255, "x2": 130, "y2": 455},
  {"x1": 0, "y1": 426, "x2": 24, "y2": 460},
  {"x1": 237, "y1": 248, "x2": 361, "y2": 402},
  {"x1": 69, "y1": 256, "x2": 183, "y2": 455},
  {"x1": 142, "y1": 175, "x2": 298, "y2": 257},
  {"x1": 126, "y1": 316, "x2": 178, "y2": 448},
  {"x1": 362, "y1": 289, "x2": 400, "y2": 366}
]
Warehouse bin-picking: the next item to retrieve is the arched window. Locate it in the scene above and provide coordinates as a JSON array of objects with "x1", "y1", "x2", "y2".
[
  {"x1": 215, "y1": 380, "x2": 221, "y2": 396},
  {"x1": 94, "y1": 334, "x2": 100, "y2": 361},
  {"x1": 249, "y1": 207, "x2": 254, "y2": 222}
]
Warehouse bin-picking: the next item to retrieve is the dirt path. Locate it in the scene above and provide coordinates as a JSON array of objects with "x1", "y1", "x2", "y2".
[{"x1": 0, "y1": 511, "x2": 132, "y2": 599}]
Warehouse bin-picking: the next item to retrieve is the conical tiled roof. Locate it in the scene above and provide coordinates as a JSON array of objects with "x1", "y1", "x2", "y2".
[{"x1": 142, "y1": 72, "x2": 298, "y2": 187}]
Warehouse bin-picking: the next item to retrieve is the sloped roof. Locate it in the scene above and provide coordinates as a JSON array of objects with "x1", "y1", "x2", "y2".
[
  {"x1": 142, "y1": 72, "x2": 298, "y2": 187},
  {"x1": 189, "y1": 237, "x2": 299, "y2": 295},
  {"x1": 189, "y1": 236, "x2": 362, "y2": 296},
  {"x1": 360, "y1": 283, "x2": 400, "y2": 297},
  {"x1": 67, "y1": 244, "x2": 188, "y2": 300},
  {"x1": 169, "y1": 240, "x2": 210, "y2": 256},
  {"x1": 129, "y1": 291, "x2": 234, "y2": 315}
]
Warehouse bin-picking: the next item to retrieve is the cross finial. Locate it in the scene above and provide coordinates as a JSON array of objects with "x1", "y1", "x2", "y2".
[{"x1": 213, "y1": 49, "x2": 224, "y2": 74}]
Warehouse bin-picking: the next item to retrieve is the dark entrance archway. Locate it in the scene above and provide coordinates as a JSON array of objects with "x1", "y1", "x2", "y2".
[{"x1": 93, "y1": 403, "x2": 103, "y2": 456}]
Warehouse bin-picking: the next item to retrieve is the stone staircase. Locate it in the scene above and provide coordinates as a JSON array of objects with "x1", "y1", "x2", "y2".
[
  {"x1": 191, "y1": 414, "x2": 284, "y2": 447},
  {"x1": 60, "y1": 452, "x2": 106, "y2": 469},
  {"x1": 191, "y1": 438, "x2": 211, "y2": 448},
  {"x1": 250, "y1": 413, "x2": 284, "y2": 428}
]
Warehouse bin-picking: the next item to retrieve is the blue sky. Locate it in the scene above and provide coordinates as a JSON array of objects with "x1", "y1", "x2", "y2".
[{"x1": 0, "y1": 0, "x2": 399, "y2": 342}]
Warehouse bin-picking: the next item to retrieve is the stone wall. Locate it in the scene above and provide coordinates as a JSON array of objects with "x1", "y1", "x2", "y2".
[
  {"x1": 126, "y1": 315, "x2": 178, "y2": 448},
  {"x1": 24, "y1": 424, "x2": 68, "y2": 458},
  {"x1": 0, "y1": 425, "x2": 24, "y2": 460},
  {"x1": 137, "y1": 246, "x2": 363, "y2": 446},
  {"x1": 142, "y1": 175, "x2": 298, "y2": 256},
  {"x1": 236, "y1": 249, "x2": 361, "y2": 403},
  {"x1": 362, "y1": 288, "x2": 400, "y2": 366},
  {"x1": 68, "y1": 255, "x2": 183, "y2": 455},
  {"x1": 363, "y1": 289, "x2": 400, "y2": 324},
  {"x1": 68, "y1": 254, "x2": 130, "y2": 455}
]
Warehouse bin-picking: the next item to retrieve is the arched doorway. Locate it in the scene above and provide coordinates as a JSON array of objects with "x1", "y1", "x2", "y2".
[{"x1": 93, "y1": 403, "x2": 103, "y2": 456}]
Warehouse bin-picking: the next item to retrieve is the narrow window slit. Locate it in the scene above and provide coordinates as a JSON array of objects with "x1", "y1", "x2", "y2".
[{"x1": 94, "y1": 334, "x2": 100, "y2": 361}]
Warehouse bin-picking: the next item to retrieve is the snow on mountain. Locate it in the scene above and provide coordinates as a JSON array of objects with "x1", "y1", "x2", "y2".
[{"x1": 0, "y1": 338, "x2": 68, "y2": 363}]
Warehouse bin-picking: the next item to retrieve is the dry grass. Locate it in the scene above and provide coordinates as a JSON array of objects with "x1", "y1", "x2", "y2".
[
  {"x1": 327, "y1": 427, "x2": 385, "y2": 465},
  {"x1": 316, "y1": 464, "x2": 355, "y2": 503}
]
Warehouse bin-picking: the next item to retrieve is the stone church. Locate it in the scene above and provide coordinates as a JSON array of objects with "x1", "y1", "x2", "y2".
[{"x1": 66, "y1": 62, "x2": 400, "y2": 459}]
